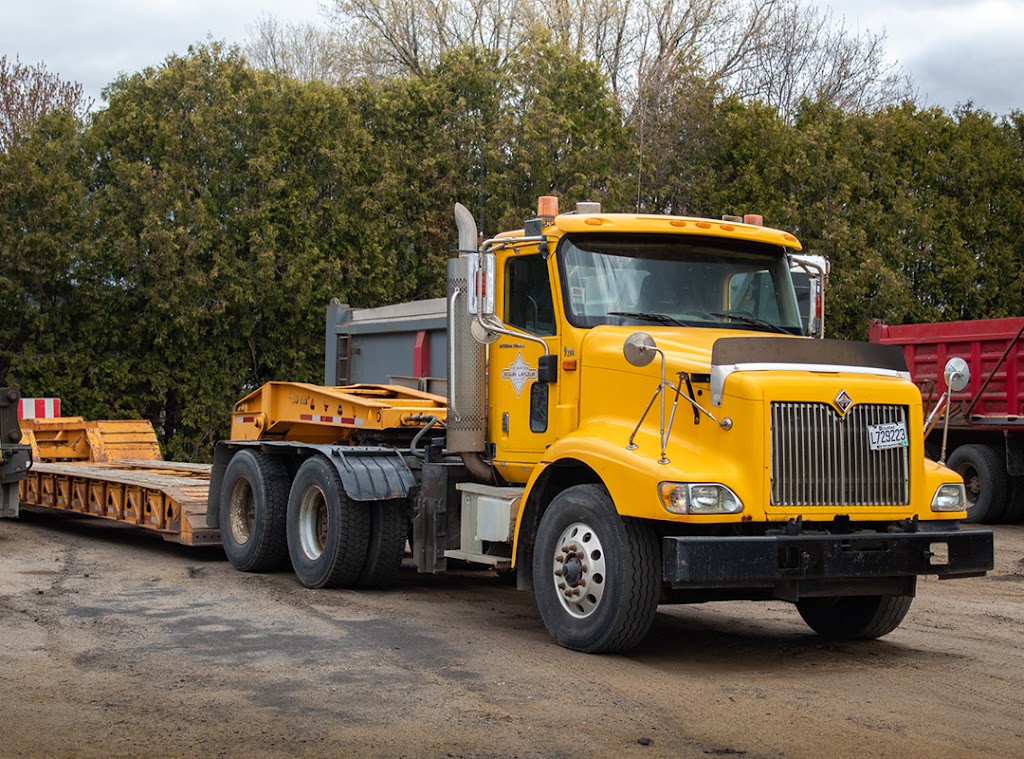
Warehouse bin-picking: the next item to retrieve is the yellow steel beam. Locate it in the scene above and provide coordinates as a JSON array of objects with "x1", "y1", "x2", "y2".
[
  {"x1": 20, "y1": 417, "x2": 162, "y2": 463},
  {"x1": 230, "y1": 382, "x2": 448, "y2": 442},
  {"x1": 18, "y1": 461, "x2": 218, "y2": 546}
]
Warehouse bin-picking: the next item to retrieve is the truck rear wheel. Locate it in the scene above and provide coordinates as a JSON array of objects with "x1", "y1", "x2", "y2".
[
  {"x1": 218, "y1": 449, "x2": 290, "y2": 572},
  {"x1": 947, "y1": 443, "x2": 1008, "y2": 523},
  {"x1": 287, "y1": 455, "x2": 370, "y2": 588},
  {"x1": 796, "y1": 590, "x2": 914, "y2": 640},
  {"x1": 532, "y1": 484, "x2": 659, "y2": 653},
  {"x1": 354, "y1": 499, "x2": 408, "y2": 587}
]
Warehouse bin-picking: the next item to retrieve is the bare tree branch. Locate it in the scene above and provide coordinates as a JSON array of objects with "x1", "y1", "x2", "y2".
[{"x1": 0, "y1": 55, "x2": 92, "y2": 152}]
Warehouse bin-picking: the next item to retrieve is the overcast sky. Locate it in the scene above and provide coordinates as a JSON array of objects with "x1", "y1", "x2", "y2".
[{"x1": 2, "y1": 0, "x2": 1021, "y2": 115}]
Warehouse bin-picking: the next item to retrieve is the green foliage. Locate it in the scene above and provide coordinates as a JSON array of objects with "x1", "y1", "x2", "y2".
[
  {"x1": 83, "y1": 43, "x2": 382, "y2": 458},
  {"x1": 1, "y1": 40, "x2": 1022, "y2": 458},
  {"x1": 0, "y1": 110, "x2": 93, "y2": 399}
]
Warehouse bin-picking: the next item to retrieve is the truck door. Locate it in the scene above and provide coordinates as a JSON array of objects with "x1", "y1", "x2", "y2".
[{"x1": 489, "y1": 252, "x2": 562, "y2": 468}]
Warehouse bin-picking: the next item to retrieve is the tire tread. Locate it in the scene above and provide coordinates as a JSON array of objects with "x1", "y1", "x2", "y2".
[
  {"x1": 219, "y1": 449, "x2": 290, "y2": 572},
  {"x1": 354, "y1": 499, "x2": 408, "y2": 588}
]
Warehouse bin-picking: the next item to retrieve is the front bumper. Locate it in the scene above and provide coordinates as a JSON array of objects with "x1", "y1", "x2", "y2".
[{"x1": 663, "y1": 529, "x2": 994, "y2": 587}]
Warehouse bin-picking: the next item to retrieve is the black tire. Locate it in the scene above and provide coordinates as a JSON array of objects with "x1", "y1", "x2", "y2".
[
  {"x1": 532, "y1": 484, "x2": 659, "y2": 653},
  {"x1": 218, "y1": 449, "x2": 290, "y2": 572},
  {"x1": 286, "y1": 455, "x2": 370, "y2": 588},
  {"x1": 797, "y1": 589, "x2": 914, "y2": 640},
  {"x1": 354, "y1": 499, "x2": 408, "y2": 587},
  {"x1": 947, "y1": 443, "x2": 1009, "y2": 523}
]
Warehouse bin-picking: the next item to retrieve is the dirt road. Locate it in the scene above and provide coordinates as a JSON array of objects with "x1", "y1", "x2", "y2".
[{"x1": 1, "y1": 511, "x2": 1022, "y2": 758}]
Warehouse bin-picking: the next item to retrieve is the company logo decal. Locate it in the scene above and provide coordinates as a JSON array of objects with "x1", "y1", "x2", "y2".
[
  {"x1": 501, "y1": 352, "x2": 537, "y2": 397},
  {"x1": 835, "y1": 389, "x2": 853, "y2": 414}
]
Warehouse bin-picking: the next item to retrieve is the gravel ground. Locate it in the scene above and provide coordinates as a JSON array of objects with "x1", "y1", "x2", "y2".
[{"x1": 1, "y1": 511, "x2": 1022, "y2": 758}]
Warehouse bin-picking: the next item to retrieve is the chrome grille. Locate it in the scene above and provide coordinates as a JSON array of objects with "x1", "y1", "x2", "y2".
[{"x1": 770, "y1": 403, "x2": 910, "y2": 507}]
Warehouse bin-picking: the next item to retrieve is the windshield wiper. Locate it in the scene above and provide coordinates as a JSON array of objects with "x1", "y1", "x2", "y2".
[
  {"x1": 710, "y1": 310, "x2": 791, "y2": 335},
  {"x1": 608, "y1": 311, "x2": 689, "y2": 327}
]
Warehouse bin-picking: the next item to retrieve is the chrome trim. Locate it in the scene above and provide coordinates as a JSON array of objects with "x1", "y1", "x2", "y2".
[{"x1": 770, "y1": 402, "x2": 910, "y2": 507}]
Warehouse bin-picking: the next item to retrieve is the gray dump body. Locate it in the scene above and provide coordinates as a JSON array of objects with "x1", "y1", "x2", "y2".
[{"x1": 324, "y1": 298, "x2": 448, "y2": 393}]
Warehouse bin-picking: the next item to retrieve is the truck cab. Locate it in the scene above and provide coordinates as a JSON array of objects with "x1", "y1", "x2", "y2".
[{"x1": 452, "y1": 198, "x2": 991, "y2": 651}]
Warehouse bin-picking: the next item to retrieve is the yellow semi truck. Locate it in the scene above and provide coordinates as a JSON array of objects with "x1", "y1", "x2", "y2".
[{"x1": 207, "y1": 197, "x2": 993, "y2": 652}]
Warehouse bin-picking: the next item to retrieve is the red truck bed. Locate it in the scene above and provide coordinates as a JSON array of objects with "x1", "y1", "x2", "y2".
[{"x1": 870, "y1": 317, "x2": 1024, "y2": 428}]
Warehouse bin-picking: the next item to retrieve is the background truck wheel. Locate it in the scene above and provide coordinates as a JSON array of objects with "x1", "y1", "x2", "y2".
[
  {"x1": 218, "y1": 449, "x2": 290, "y2": 572},
  {"x1": 796, "y1": 590, "x2": 914, "y2": 639},
  {"x1": 1004, "y1": 476, "x2": 1024, "y2": 523},
  {"x1": 947, "y1": 443, "x2": 1009, "y2": 523},
  {"x1": 532, "y1": 484, "x2": 659, "y2": 653},
  {"x1": 287, "y1": 455, "x2": 370, "y2": 588},
  {"x1": 354, "y1": 499, "x2": 408, "y2": 587}
]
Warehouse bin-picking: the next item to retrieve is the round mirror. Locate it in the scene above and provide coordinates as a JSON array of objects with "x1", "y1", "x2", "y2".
[
  {"x1": 623, "y1": 332, "x2": 657, "y2": 367},
  {"x1": 470, "y1": 319, "x2": 500, "y2": 345},
  {"x1": 943, "y1": 356, "x2": 970, "y2": 392}
]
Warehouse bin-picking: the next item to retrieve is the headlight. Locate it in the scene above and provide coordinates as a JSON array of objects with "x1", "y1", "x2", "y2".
[
  {"x1": 659, "y1": 483, "x2": 743, "y2": 515},
  {"x1": 931, "y1": 483, "x2": 966, "y2": 512}
]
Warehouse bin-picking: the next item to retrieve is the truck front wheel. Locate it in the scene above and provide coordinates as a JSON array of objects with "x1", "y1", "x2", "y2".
[
  {"x1": 219, "y1": 449, "x2": 290, "y2": 572},
  {"x1": 947, "y1": 443, "x2": 1008, "y2": 523},
  {"x1": 287, "y1": 455, "x2": 370, "y2": 588},
  {"x1": 532, "y1": 484, "x2": 659, "y2": 653},
  {"x1": 796, "y1": 590, "x2": 914, "y2": 640}
]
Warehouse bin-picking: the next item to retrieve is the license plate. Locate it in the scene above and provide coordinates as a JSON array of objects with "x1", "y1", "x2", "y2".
[{"x1": 867, "y1": 421, "x2": 908, "y2": 451}]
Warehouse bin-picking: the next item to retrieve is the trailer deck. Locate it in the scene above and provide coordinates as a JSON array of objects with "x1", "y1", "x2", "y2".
[{"x1": 19, "y1": 460, "x2": 218, "y2": 546}]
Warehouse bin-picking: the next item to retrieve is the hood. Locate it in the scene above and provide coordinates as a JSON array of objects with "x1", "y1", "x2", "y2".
[
  {"x1": 580, "y1": 326, "x2": 910, "y2": 406},
  {"x1": 580, "y1": 325, "x2": 806, "y2": 377}
]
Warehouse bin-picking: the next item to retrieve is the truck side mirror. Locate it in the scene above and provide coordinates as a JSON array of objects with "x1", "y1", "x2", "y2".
[
  {"x1": 944, "y1": 357, "x2": 970, "y2": 392},
  {"x1": 623, "y1": 332, "x2": 657, "y2": 367},
  {"x1": 538, "y1": 354, "x2": 558, "y2": 383}
]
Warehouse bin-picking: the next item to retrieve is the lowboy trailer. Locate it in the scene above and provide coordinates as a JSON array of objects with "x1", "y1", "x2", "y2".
[{"x1": 6, "y1": 198, "x2": 996, "y2": 652}]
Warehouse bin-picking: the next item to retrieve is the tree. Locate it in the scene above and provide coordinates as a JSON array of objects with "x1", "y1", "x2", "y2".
[
  {"x1": 85, "y1": 43, "x2": 379, "y2": 458},
  {"x1": 738, "y1": 1, "x2": 911, "y2": 119},
  {"x1": 245, "y1": 13, "x2": 350, "y2": 85},
  {"x1": 0, "y1": 110, "x2": 93, "y2": 391},
  {"x1": 0, "y1": 55, "x2": 91, "y2": 152},
  {"x1": 304, "y1": 0, "x2": 909, "y2": 118}
]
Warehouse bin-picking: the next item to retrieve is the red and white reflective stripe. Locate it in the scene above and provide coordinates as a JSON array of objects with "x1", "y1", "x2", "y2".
[
  {"x1": 17, "y1": 397, "x2": 62, "y2": 419},
  {"x1": 299, "y1": 414, "x2": 362, "y2": 426}
]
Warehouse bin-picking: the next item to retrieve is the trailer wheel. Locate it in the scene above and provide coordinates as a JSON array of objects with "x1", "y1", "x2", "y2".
[
  {"x1": 532, "y1": 484, "x2": 659, "y2": 653},
  {"x1": 354, "y1": 499, "x2": 408, "y2": 587},
  {"x1": 219, "y1": 449, "x2": 290, "y2": 572},
  {"x1": 287, "y1": 455, "x2": 370, "y2": 588},
  {"x1": 947, "y1": 444, "x2": 1008, "y2": 523},
  {"x1": 796, "y1": 589, "x2": 914, "y2": 640}
]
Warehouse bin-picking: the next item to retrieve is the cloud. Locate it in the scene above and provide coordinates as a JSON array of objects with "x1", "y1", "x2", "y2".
[
  {"x1": 0, "y1": 0, "x2": 323, "y2": 105},
  {"x1": 823, "y1": 0, "x2": 1022, "y2": 113}
]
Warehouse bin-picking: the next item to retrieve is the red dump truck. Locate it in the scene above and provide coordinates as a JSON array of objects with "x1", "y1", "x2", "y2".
[{"x1": 870, "y1": 317, "x2": 1024, "y2": 523}]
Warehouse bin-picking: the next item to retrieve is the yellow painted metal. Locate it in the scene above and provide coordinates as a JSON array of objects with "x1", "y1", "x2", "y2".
[
  {"x1": 230, "y1": 382, "x2": 447, "y2": 443},
  {"x1": 496, "y1": 212, "x2": 803, "y2": 250},
  {"x1": 19, "y1": 417, "x2": 162, "y2": 463},
  {"x1": 18, "y1": 461, "x2": 218, "y2": 546},
  {"x1": 485, "y1": 212, "x2": 966, "y2": 566},
  {"x1": 549, "y1": 212, "x2": 803, "y2": 250},
  {"x1": 17, "y1": 417, "x2": 217, "y2": 545}
]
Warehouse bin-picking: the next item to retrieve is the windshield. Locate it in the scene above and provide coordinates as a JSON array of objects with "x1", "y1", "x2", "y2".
[{"x1": 558, "y1": 233, "x2": 804, "y2": 335}]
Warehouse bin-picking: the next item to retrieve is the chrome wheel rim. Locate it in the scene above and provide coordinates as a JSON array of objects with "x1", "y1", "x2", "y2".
[
  {"x1": 551, "y1": 521, "x2": 607, "y2": 618},
  {"x1": 298, "y1": 485, "x2": 329, "y2": 560},
  {"x1": 228, "y1": 479, "x2": 254, "y2": 545}
]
